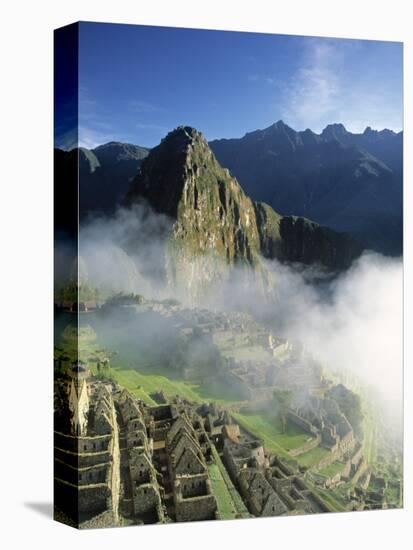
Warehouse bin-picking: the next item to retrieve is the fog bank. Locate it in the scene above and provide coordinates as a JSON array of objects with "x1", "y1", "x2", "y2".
[{"x1": 76, "y1": 205, "x2": 403, "y2": 430}]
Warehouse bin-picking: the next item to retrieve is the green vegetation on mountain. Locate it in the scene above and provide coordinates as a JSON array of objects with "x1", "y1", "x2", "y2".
[
  {"x1": 125, "y1": 126, "x2": 362, "y2": 300},
  {"x1": 127, "y1": 126, "x2": 266, "y2": 299}
]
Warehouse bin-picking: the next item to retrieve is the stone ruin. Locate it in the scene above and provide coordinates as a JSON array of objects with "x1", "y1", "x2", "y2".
[{"x1": 54, "y1": 362, "x2": 375, "y2": 527}]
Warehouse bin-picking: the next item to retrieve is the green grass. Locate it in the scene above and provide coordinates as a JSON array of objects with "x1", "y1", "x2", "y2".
[
  {"x1": 208, "y1": 446, "x2": 249, "y2": 519},
  {"x1": 108, "y1": 366, "x2": 202, "y2": 403},
  {"x1": 310, "y1": 485, "x2": 347, "y2": 512},
  {"x1": 208, "y1": 463, "x2": 239, "y2": 519},
  {"x1": 195, "y1": 379, "x2": 246, "y2": 404},
  {"x1": 96, "y1": 354, "x2": 245, "y2": 407},
  {"x1": 89, "y1": 364, "x2": 157, "y2": 405},
  {"x1": 362, "y1": 408, "x2": 377, "y2": 464},
  {"x1": 295, "y1": 446, "x2": 331, "y2": 469},
  {"x1": 231, "y1": 412, "x2": 312, "y2": 460},
  {"x1": 319, "y1": 461, "x2": 345, "y2": 479}
]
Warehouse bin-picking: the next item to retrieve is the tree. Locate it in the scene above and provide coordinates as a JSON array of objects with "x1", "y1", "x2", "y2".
[{"x1": 273, "y1": 389, "x2": 293, "y2": 433}]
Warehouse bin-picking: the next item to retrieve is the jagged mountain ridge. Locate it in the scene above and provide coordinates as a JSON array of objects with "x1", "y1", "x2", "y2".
[
  {"x1": 56, "y1": 126, "x2": 363, "y2": 304},
  {"x1": 321, "y1": 123, "x2": 402, "y2": 172},
  {"x1": 210, "y1": 121, "x2": 403, "y2": 255},
  {"x1": 65, "y1": 121, "x2": 402, "y2": 256},
  {"x1": 125, "y1": 126, "x2": 362, "y2": 300}
]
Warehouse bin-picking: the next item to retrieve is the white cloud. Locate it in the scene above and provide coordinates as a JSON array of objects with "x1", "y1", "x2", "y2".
[
  {"x1": 277, "y1": 39, "x2": 402, "y2": 133},
  {"x1": 78, "y1": 126, "x2": 138, "y2": 149},
  {"x1": 78, "y1": 126, "x2": 112, "y2": 149},
  {"x1": 280, "y1": 40, "x2": 340, "y2": 131}
]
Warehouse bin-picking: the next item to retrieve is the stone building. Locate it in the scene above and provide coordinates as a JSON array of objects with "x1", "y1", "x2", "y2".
[
  {"x1": 165, "y1": 410, "x2": 218, "y2": 521},
  {"x1": 117, "y1": 390, "x2": 164, "y2": 523},
  {"x1": 221, "y1": 425, "x2": 330, "y2": 516},
  {"x1": 174, "y1": 473, "x2": 218, "y2": 522},
  {"x1": 54, "y1": 372, "x2": 120, "y2": 527},
  {"x1": 67, "y1": 361, "x2": 90, "y2": 436},
  {"x1": 287, "y1": 394, "x2": 356, "y2": 466}
]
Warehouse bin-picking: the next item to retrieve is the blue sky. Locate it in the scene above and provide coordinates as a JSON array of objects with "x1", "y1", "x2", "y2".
[{"x1": 58, "y1": 22, "x2": 403, "y2": 149}]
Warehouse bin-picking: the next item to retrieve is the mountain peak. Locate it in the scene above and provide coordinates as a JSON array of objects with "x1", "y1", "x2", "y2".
[
  {"x1": 363, "y1": 126, "x2": 374, "y2": 135},
  {"x1": 92, "y1": 141, "x2": 150, "y2": 162},
  {"x1": 268, "y1": 120, "x2": 296, "y2": 133},
  {"x1": 162, "y1": 125, "x2": 205, "y2": 145},
  {"x1": 126, "y1": 125, "x2": 221, "y2": 218},
  {"x1": 321, "y1": 123, "x2": 348, "y2": 140}
]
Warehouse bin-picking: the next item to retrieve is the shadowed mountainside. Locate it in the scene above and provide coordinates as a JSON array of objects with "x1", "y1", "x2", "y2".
[
  {"x1": 210, "y1": 121, "x2": 402, "y2": 255},
  {"x1": 77, "y1": 141, "x2": 150, "y2": 217}
]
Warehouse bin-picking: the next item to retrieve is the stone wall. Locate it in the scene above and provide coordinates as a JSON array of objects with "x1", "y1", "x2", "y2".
[
  {"x1": 55, "y1": 446, "x2": 110, "y2": 468},
  {"x1": 289, "y1": 434, "x2": 321, "y2": 457},
  {"x1": 311, "y1": 435, "x2": 356, "y2": 472},
  {"x1": 55, "y1": 460, "x2": 109, "y2": 485},
  {"x1": 79, "y1": 510, "x2": 115, "y2": 529},
  {"x1": 133, "y1": 484, "x2": 162, "y2": 515},
  {"x1": 78, "y1": 484, "x2": 110, "y2": 514},
  {"x1": 351, "y1": 458, "x2": 369, "y2": 485},
  {"x1": 54, "y1": 431, "x2": 111, "y2": 453},
  {"x1": 287, "y1": 410, "x2": 318, "y2": 435},
  {"x1": 108, "y1": 392, "x2": 120, "y2": 523},
  {"x1": 174, "y1": 477, "x2": 217, "y2": 522}
]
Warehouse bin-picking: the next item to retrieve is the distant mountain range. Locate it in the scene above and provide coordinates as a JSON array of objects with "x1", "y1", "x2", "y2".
[
  {"x1": 210, "y1": 121, "x2": 403, "y2": 255},
  {"x1": 55, "y1": 121, "x2": 402, "y2": 260}
]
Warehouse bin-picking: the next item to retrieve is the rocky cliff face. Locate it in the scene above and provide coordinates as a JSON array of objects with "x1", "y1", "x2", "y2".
[
  {"x1": 127, "y1": 127, "x2": 268, "y2": 301},
  {"x1": 254, "y1": 202, "x2": 362, "y2": 270},
  {"x1": 126, "y1": 126, "x2": 362, "y2": 301}
]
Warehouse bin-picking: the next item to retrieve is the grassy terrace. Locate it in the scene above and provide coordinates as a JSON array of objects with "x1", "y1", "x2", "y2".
[
  {"x1": 362, "y1": 407, "x2": 377, "y2": 464},
  {"x1": 208, "y1": 446, "x2": 250, "y2": 519},
  {"x1": 232, "y1": 412, "x2": 311, "y2": 461},
  {"x1": 90, "y1": 364, "x2": 199, "y2": 405},
  {"x1": 309, "y1": 485, "x2": 347, "y2": 513},
  {"x1": 91, "y1": 362, "x2": 244, "y2": 407},
  {"x1": 318, "y1": 461, "x2": 346, "y2": 479},
  {"x1": 295, "y1": 446, "x2": 331, "y2": 469},
  {"x1": 90, "y1": 361, "x2": 341, "y2": 473}
]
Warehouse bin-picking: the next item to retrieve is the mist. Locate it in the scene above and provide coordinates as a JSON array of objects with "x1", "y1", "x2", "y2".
[
  {"x1": 78, "y1": 203, "x2": 173, "y2": 298},
  {"x1": 265, "y1": 253, "x2": 403, "y2": 430},
  {"x1": 75, "y1": 204, "x2": 403, "y2": 433}
]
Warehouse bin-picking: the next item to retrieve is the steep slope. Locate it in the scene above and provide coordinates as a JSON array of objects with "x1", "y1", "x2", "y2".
[
  {"x1": 210, "y1": 121, "x2": 402, "y2": 255},
  {"x1": 126, "y1": 126, "x2": 266, "y2": 300},
  {"x1": 126, "y1": 126, "x2": 362, "y2": 299},
  {"x1": 254, "y1": 203, "x2": 362, "y2": 270}
]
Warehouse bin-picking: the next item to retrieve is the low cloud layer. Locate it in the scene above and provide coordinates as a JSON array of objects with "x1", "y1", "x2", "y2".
[
  {"x1": 266, "y1": 253, "x2": 403, "y2": 428},
  {"x1": 74, "y1": 205, "x2": 403, "y2": 431}
]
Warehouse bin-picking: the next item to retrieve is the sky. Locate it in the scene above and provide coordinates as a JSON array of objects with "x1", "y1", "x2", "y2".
[{"x1": 55, "y1": 22, "x2": 403, "y2": 149}]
